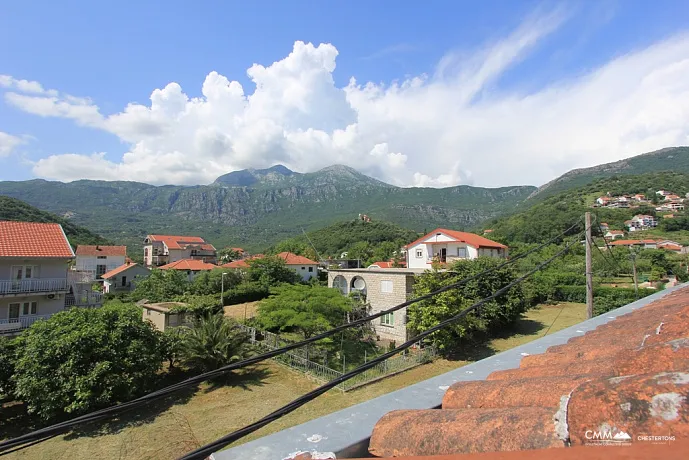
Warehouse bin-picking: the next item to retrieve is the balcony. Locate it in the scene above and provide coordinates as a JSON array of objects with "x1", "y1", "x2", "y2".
[
  {"x1": 65, "y1": 291, "x2": 104, "y2": 308},
  {"x1": 0, "y1": 314, "x2": 52, "y2": 334},
  {"x1": 0, "y1": 278, "x2": 68, "y2": 296}
]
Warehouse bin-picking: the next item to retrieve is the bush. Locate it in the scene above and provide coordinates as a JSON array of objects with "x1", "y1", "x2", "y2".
[
  {"x1": 13, "y1": 303, "x2": 164, "y2": 421},
  {"x1": 223, "y1": 281, "x2": 270, "y2": 305},
  {"x1": 0, "y1": 336, "x2": 17, "y2": 396},
  {"x1": 180, "y1": 315, "x2": 251, "y2": 373},
  {"x1": 551, "y1": 285, "x2": 657, "y2": 316}
]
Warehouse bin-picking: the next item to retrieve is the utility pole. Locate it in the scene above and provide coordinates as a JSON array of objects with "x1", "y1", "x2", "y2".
[
  {"x1": 630, "y1": 250, "x2": 639, "y2": 298},
  {"x1": 585, "y1": 212, "x2": 594, "y2": 319}
]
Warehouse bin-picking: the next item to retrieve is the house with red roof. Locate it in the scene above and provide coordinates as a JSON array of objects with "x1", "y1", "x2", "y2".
[
  {"x1": 158, "y1": 258, "x2": 218, "y2": 281},
  {"x1": 75, "y1": 244, "x2": 127, "y2": 280},
  {"x1": 101, "y1": 262, "x2": 151, "y2": 293},
  {"x1": 405, "y1": 228, "x2": 508, "y2": 269},
  {"x1": 0, "y1": 221, "x2": 76, "y2": 334},
  {"x1": 276, "y1": 252, "x2": 319, "y2": 281},
  {"x1": 143, "y1": 234, "x2": 217, "y2": 268}
]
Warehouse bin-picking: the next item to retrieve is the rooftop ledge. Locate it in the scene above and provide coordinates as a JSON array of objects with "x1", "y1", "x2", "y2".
[{"x1": 213, "y1": 283, "x2": 688, "y2": 460}]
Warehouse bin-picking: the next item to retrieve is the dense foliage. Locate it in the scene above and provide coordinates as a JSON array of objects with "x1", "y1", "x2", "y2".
[
  {"x1": 270, "y1": 220, "x2": 418, "y2": 266},
  {"x1": 0, "y1": 195, "x2": 110, "y2": 247},
  {"x1": 407, "y1": 258, "x2": 526, "y2": 352},
  {"x1": 0, "y1": 337, "x2": 17, "y2": 396},
  {"x1": 12, "y1": 303, "x2": 163, "y2": 420},
  {"x1": 257, "y1": 284, "x2": 354, "y2": 338},
  {"x1": 178, "y1": 315, "x2": 251, "y2": 372},
  {"x1": 246, "y1": 256, "x2": 302, "y2": 285}
]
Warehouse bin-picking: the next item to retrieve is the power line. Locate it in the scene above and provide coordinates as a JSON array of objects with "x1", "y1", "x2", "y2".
[
  {"x1": 178, "y1": 231, "x2": 584, "y2": 460},
  {"x1": 0, "y1": 220, "x2": 582, "y2": 455}
]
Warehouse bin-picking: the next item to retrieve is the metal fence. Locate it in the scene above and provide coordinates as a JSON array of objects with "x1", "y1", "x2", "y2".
[{"x1": 238, "y1": 324, "x2": 437, "y2": 391}]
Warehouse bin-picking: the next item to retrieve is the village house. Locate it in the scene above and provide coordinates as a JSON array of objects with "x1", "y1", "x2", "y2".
[
  {"x1": 368, "y1": 259, "x2": 407, "y2": 269},
  {"x1": 595, "y1": 196, "x2": 611, "y2": 206},
  {"x1": 599, "y1": 222, "x2": 610, "y2": 233},
  {"x1": 143, "y1": 234, "x2": 217, "y2": 268},
  {"x1": 626, "y1": 214, "x2": 658, "y2": 231},
  {"x1": 604, "y1": 230, "x2": 625, "y2": 240},
  {"x1": 75, "y1": 244, "x2": 127, "y2": 280},
  {"x1": 276, "y1": 252, "x2": 319, "y2": 281},
  {"x1": 328, "y1": 268, "x2": 422, "y2": 342},
  {"x1": 0, "y1": 221, "x2": 102, "y2": 335},
  {"x1": 405, "y1": 229, "x2": 508, "y2": 270},
  {"x1": 140, "y1": 302, "x2": 192, "y2": 332},
  {"x1": 633, "y1": 194, "x2": 646, "y2": 201},
  {"x1": 101, "y1": 262, "x2": 150, "y2": 293},
  {"x1": 158, "y1": 259, "x2": 218, "y2": 281}
]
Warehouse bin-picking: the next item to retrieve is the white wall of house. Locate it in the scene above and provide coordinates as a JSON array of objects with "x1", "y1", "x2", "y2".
[
  {"x1": 287, "y1": 264, "x2": 318, "y2": 281},
  {"x1": 103, "y1": 265, "x2": 150, "y2": 293},
  {"x1": 76, "y1": 254, "x2": 125, "y2": 276},
  {"x1": 406, "y1": 241, "x2": 479, "y2": 269}
]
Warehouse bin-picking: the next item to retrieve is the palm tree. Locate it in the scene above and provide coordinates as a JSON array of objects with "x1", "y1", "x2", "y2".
[{"x1": 180, "y1": 314, "x2": 250, "y2": 372}]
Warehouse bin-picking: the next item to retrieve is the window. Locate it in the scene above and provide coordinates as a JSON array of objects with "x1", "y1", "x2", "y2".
[
  {"x1": 8, "y1": 303, "x2": 20, "y2": 320},
  {"x1": 381, "y1": 280, "x2": 393, "y2": 293},
  {"x1": 301, "y1": 266, "x2": 305, "y2": 270},
  {"x1": 97, "y1": 256, "x2": 107, "y2": 259},
  {"x1": 308, "y1": 267, "x2": 313, "y2": 272},
  {"x1": 415, "y1": 249, "x2": 423, "y2": 258},
  {"x1": 121, "y1": 276, "x2": 127, "y2": 287},
  {"x1": 381, "y1": 312, "x2": 394, "y2": 326},
  {"x1": 457, "y1": 247, "x2": 467, "y2": 258},
  {"x1": 96, "y1": 265, "x2": 107, "y2": 276},
  {"x1": 22, "y1": 302, "x2": 37, "y2": 315}
]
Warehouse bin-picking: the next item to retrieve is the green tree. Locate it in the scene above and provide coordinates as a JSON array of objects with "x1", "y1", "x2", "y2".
[
  {"x1": 218, "y1": 247, "x2": 243, "y2": 263},
  {"x1": 179, "y1": 314, "x2": 251, "y2": 372},
  {"x1": 0, "y1": 336, "x2": 17, "y2": 396},
  {"x1": 131, "y1": 269, "x2": 189, "y2": 302},
  {"x1": 370, "y1": 240, "x2": 400, "y2": 263},
  {"x1": 347, "y1": 241, "x2": 373, "y2": 265},
  {"x1": 247, "y1": 256, "x2": 301, "y2": 286},
  {"x1": 406, "y1": 258, "x2": 526, "y2": 353},
  {"x1": 257, "y1": 284, "x2": 354, "y2": 338},
  {"x1": 160, "y1": 327, "x2": 187, "y2": 370},
  {"x1": 13, "y1": 303, "x2": 163, "y2": 420},
  {"x1": 190, "y1": 268, "x2": 242, "y2": 295}
]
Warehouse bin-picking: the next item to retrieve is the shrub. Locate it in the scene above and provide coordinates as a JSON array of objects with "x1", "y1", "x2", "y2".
[
  {"x1": 179, "y1": 315, "x2": 251, "y2": 373},
  {"x1": 223, "y1": 282, "x2": 270, "y2": 305},
  {"x1": 0, "y1": 336, "x2": 18, "y2": 396}
]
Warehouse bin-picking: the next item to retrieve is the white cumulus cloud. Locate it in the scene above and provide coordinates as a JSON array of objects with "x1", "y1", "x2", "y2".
[
  {"x1": 0, "y1": 131, "x2": 25, "y2": 157},
  {"x1": 4, "y1": 8, "x2": 689, "y2": 188}
]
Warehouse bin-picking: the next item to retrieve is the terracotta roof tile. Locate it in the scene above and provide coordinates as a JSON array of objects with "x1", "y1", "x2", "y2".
[
  {"x1": 158, "y1": 259, "x2": 218, "y2": 271},
  {"x1": 405, "y1": 228, "x2": 507, "y2": 250},
  {"x1": 101, "y1": 263, "x2": 145, "y2": 279},
  {"x1": 0, "y1": 221, "x2": 74, "y2": 258},
  {"x1": 276, "y1": 252, "x2": 318, "y2": 265},
  {"x1": 75, "y1": 245, "x2": 127, "y2": 256},
  {"x1": 367, "y1": 286, "x2": 689, "y2": 458},
  {"x1": 147, "y1": 234, "x2": 216, "y2": 251}
]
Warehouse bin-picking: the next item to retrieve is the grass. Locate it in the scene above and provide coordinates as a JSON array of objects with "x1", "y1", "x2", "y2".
[
  {"x1": 223, "y1": 301, "x2": 260, "y2": 320},
  {"x1": 2, "y1": 302, "x2": 586, "y2": 460}
]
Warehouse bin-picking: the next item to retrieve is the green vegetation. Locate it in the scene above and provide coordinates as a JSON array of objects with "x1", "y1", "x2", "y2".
[
  {"x1": 270, "y1": 219, "x2": 418, "y2": 265},
  {"x1": 0, "y1": 195, "x2": 110, "y2": 247},
  {"x1": 177, "y1": 315, "x2": 251, "y2": 373},
  {"x1": 11, "y1": 303, "x2": 163, "y2": 421},
  {"x1": 407, "y1": 258, "x2": 526, "y2": 353}
]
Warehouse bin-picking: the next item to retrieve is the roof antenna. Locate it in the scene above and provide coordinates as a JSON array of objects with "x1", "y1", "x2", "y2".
[{"x1": 301, "y1": 227, "x2": 324, "y2": 264}]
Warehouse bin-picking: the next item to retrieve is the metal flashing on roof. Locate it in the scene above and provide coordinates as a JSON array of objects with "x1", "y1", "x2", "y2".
[{"x1": 212, "y1": 283, "x2": 689, "y2": 460}]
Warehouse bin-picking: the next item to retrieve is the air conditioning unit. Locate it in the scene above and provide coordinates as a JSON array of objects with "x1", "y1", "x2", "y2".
[
  {"x1": 46, "y1": 293, "x2": 62, "y2": 300},
  {"x1": 46, "y1": 293, "x2": 55, "y2": 300}
]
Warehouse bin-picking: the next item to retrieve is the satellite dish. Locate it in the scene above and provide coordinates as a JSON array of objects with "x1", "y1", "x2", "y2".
[{"x1": 353, "y1": 278, "x2": 366, "y2": 290}]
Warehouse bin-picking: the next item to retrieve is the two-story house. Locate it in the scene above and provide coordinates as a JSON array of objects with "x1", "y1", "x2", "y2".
[
  {"x1": 0, "y1": 221, "x2": 74, "y2": 335},
  {"x1": 75, "y1": 245, "x2": 127, "y2": 279},
  {"x1": 276, "y1": 252, "x2": 319, "y2": 281},
  {"x1": 405, "y1": 228, "x2": 508, "y2": 270},
  {"x1": 158, "y1": 259, "x2": 218, "y2": 281},
  {"x1": 101, "y1": 262, "x2": 151, "y2": 293},
  {"x1": 143, "y1": 235, "x2": 217, "y2": 267}
]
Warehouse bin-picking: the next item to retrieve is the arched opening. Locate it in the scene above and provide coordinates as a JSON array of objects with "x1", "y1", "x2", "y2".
[
  {"x1": 350, "y1": 276, "x2": 367, "y2": 295},
  {"x1": 333, "y1": 275, "x2": 348, "y2": 295}
]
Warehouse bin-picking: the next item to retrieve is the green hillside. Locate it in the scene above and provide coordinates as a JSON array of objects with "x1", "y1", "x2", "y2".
[
  {"x1": 269, "y1": 219, "x2": 420, "y2": 266},
  {"x1": 483, "y1": 172, "x2": 689, "y2": 245},
  {"x1": 529, "y1": 146, "x2": 689, "y2": 201},
  {"x1": 0, "y1": 195, "x2": 111, "y2": 248}
]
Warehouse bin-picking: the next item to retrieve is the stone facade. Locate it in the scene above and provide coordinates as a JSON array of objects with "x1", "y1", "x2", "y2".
[{"x1": 328, "y1": 268, "x2": 422, "y2": 342}]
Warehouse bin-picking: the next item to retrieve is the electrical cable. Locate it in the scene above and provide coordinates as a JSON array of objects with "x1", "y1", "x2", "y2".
[
  {"x1": 0, "y1": 221, "x2": 582, "y2": 455},
  {"x1": 178, "y1": 232, "x2": 584, "y2": 460}
]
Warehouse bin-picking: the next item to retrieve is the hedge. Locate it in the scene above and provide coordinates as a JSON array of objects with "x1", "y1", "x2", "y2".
[
  {"x1": 552, "y1": 285, "x2": 657, "y2": 316},
  {"x1": 222, "y1": 282, "x2": 270, "y2": 305}
]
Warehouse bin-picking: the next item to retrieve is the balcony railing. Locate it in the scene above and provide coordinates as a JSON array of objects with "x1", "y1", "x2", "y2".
[
  {"x1": 65, "y1": 291, "x2": 104, "y2": 307},
  {"x1": 0, "y1": 278, "x2": 68, "y2": 295},
  {"x1": 0, "y1": 314, "x2": 52, "y2": 334}
]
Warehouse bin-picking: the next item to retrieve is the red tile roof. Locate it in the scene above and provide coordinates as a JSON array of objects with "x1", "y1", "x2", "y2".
[
  {"x1": 75, "y1": 245, "x2": 127, "y2": 256},
  {"x1": 0, "y1": 221, "x2": 75, "y2": 258},
  {"x1": 158, "y1": 259, "x2": 218, "y2": 271},
  {"x1": 609, "y1": 239, "x2": 660, "y2": 246},
  {"x1": 369, "y1": 260, "x2": 407, "y2": 268},
  {"x1": 277, "y1": 252, "x2": 318, "y2": 265},
  {"x1": 146, "y1": 234, "x2": 216, "y2": 251},
  {"x1": 405, "y1": 228, "x2": 507, "y2": 250},
  {"x1": 368, "y1": 287, "x2": 689, "y2": 458},
  {"x1": 221, "y1": 259, "x2": 250, "y2": 269},
  {"x1": 101, "y1": 262, "x2": 146, "y2": 279}
]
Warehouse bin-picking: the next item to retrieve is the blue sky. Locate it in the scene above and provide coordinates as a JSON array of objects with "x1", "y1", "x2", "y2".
[{"x1": 1, "y1": 0, "x2": 689, "y2": 187}]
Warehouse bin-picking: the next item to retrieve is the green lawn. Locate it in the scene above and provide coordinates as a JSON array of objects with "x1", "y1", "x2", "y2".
[{"x1": 1, "y1": 302, "x2": 587, "y2": 460}]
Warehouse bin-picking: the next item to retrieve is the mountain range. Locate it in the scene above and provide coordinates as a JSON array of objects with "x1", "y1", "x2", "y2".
[{"x1": 0, "y1": 146, "x2": 687, "y2": 252}]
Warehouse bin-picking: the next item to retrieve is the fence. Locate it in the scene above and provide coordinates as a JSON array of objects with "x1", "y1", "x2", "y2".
[{"x1": 238, "y1": 324, "x2": 437, "y2": 391}]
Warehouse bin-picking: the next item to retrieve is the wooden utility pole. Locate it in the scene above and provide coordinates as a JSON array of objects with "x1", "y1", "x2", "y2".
[{"x1": 585, "y1": 212, "x2": 594, "y2": 319}]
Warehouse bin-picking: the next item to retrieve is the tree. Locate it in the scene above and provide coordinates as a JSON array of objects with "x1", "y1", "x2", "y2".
[
  {"x1": 247, "y1": 256, "x2": 301, "y2": 286},
  {"x1": 218, "y1": 247, "x2": 243, "y2": 263},
  {"x1": 406, "y1": 258, "x2": 526, "y2": 353},
  {"x1": 347, "y1": 241, "x2": 373, "y2": 265},
  {"x1": 13, "y1": 303, "x2": 163, "y2": 420},
  {"x1": 179, "y1": 314, "x2": 251, "y2": 372},
  {"x1": 131, "y1": 269, "x2": 189, "y2": 302},
  {"x1": 160, "y1": 327, "x2": 187, "y2": 370},
  {"x1": 190, "y1": 268, "x2": 242, "y2": 295},
  {"x1": 0, "y1": 336, "x2": 17, "y2": 396},
  {"x1": 257, "y1": 284, "x2": 354, "y2": 338}
]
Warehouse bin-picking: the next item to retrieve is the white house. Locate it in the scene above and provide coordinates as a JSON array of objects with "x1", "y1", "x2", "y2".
[
  {"x1": 158, "y1": 259, "x2": 218, "y2": 282},
  {"x1": 405, "y1": 228, "x2": 508, "y2": 270},
  {"x1": 75, "y1": 245, "x2": 127, "y2": 279},
  {"x1": 0, "y1": 221, "x2": 74, "y2": 335},
  {"x1": 101, "y1": 262, "x2": 150, "y2": 293},
  {"x1": 631, "y1": 214, "x2": 658, "y2": 229},
  {"x1": 143, "y1": 235, "x2": 217, "y2": 268},
  {"x1": 276, "y1": 252, "x2": 319, "y2": 281},
  {"x1": 605, "y1": 230, "x2": 625, "y2": 240}
]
